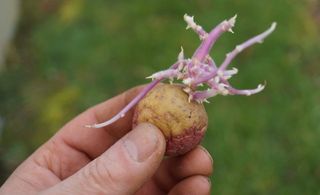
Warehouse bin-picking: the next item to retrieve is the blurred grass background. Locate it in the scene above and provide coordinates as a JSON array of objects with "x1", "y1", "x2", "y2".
[{"x1": 0, "y1": 0, "x2": 320, "y2": 194}]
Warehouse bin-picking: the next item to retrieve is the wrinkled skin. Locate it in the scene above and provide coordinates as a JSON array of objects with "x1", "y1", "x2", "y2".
[{"x1": 133, "y1": 83, "x2": 208, "y2": 156}]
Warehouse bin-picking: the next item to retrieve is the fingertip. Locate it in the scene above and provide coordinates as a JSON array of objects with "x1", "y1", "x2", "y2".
[
  {"x1": 138, "y1": 122, "x2": 165, "y2": 141},
  {"x1": 138, "y1": 122, "x2": 166, "y2": 157},
  {"x1": 168, "y1": 175, "x2": 211, "y2": 195},
  {"x1": 124, "y1": 123, "x2": 166, "y2": 162},
  {"x1": 197, "y1": 145, "x2": 214, "y2": 173},
  {"x1": 173, "y1": 145, "x2": 214, "y2": 178}
]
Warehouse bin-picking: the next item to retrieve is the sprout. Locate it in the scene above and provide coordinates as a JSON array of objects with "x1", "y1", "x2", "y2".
[{"x1": 86, "y1": 14, "x2": 276, "y2": 128}]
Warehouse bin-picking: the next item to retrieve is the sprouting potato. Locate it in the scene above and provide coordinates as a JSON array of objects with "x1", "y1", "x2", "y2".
[{"x1": 86, "y1": 14, "x2": 276, "y2": 156}]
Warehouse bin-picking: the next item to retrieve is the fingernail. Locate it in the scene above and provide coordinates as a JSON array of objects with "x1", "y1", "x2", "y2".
[
  {"x1": 198, "y1": 145, "x2": 214, "y2": 166},
  {"x1": 123, "y1": 123, "x2": 159, "y2": 162}
]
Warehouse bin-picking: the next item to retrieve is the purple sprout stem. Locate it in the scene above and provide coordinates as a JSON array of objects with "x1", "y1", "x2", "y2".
[
  {"x1": 192, "y1": 22, "x2": 277, "y2": 86},
  {"x1": 191, "y1": 89, "x2": 217, "y2": 101},
  {"x1": 183, "y1": 14, "x2": 208, "y2": 40},
  {"x1": 227, "y1": 85, "x2": 265, "y2": 96},
  {"x1": 86, "y1": 62, "x2": 180, "y2": 128},
  {"x1": 192, "y1": 23, "x2": 227, "y2": 62},
  {"x1": 192, "y1": 16, "x2": 236, "y2": 62},
  {"x1": 218, "y1": 22, "x2": 277, "y2": 71},
  {"x1": 85, "y1": 79, "x2": 162, "y2": 128},
  {"x1": 219, "y1": 77, "x2": 265, "y2": 96}
]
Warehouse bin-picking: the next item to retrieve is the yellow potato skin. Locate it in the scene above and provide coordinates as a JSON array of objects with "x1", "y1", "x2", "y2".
[{"x1": 133, "y1": 83, "x2": 208, "y2": 156}]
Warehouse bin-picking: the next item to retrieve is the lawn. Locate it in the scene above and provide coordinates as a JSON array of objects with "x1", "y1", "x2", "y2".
[{"x1": 1, "y1": 0, "x2": 320, "y2": 194}]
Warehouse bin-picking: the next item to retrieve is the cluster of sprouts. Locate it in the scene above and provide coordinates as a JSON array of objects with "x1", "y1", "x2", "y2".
[{"x1": 86, "y1": 14, "x2": 276, "y2": 128}]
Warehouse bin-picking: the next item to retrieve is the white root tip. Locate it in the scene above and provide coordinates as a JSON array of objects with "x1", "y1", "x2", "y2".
[
  {"x1": 228, "y1": 14, "x2": 237, "y2": 27},
  {"x1": 178, "y1": 46, "x2": 184, "y2": 61},
  {"x1": 183, "y1": 87, "x2": 191, "y2": 93},
  {"x1": 260, "y1": 22, "x2": 277, "y2": 42},
  {"x1": 257, "y1": 84, "x2": 265, "y2": 91},
  {"x1": 227, "y1": 14, "x2": 237, "y2": 32},
  {"x1": 270, "y1": 22, "x2": 277, "y2": 32},
  {"x1": 236, "y1": 45, "x2": 244, "y2": 52},
  {"x1": 146, "y1": 75, "x2": 154, "y2": 80},
  {"x1": 222, "y1": 14, "x2": 237, "y2": 33},
  {"x1": 183, "y1": 78, "x2": 193, "y2": 86},
  {"x1": 184, "y1": 14, "x2": 195, "y2": 30},
  {"x1": 203, "y1": 99, "x2": 210, "y2": 103},
  {"x1": 188, "y1": 95, "x2": 193, "y2": 103}
]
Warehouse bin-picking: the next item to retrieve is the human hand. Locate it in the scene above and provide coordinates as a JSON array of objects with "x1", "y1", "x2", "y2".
[{"x1": 0, "y1": 86, "x2": 213, "y2": 195}]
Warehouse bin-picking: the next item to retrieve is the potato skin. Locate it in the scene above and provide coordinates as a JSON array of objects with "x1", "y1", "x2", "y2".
[{"x1": 132, "y1": 83, "x2": 208, "y2": 156}]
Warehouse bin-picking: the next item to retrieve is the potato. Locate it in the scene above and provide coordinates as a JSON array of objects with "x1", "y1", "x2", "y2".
[{"x1": 132, "y1": 83, "x2": 208, "y2": 156}]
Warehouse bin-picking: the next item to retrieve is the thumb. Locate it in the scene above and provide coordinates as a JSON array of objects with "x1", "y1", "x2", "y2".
[{"x1": 42, "y1": 123, "x2": 166, "y2": 195}]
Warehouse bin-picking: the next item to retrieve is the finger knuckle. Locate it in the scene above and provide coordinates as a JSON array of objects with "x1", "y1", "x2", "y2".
[{"x1": 83, "y1": 157, "x2": 124, "y2": 194}]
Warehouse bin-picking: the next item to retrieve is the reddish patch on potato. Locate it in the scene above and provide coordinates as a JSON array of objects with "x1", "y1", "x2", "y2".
[{"x1": 165, "y1": 125, "x2": 207, "y2": 156}]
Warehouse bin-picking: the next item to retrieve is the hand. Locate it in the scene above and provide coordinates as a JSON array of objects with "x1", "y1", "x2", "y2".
[{"x1": 0, "y1": 86, "x2": 213, "y2": 195}]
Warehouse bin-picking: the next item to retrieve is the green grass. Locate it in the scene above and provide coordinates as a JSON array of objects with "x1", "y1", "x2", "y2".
[{"x1": 1, "y1": 0, "x2": 320, "y2": 194}]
